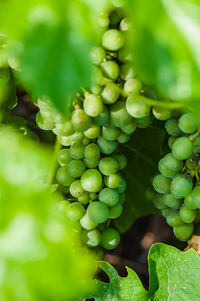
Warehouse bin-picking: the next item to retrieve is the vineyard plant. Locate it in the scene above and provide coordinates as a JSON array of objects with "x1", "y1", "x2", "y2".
[{"x1": 1, "y1": 0, "x2": 200, "y2": 300}]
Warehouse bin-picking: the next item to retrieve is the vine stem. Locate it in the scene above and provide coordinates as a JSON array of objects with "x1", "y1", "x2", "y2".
[
  {"x1": 142, "y1": 97, "x2": 188, "y2": 110},
  {"x1": 47, "y1": 138, "x2": 61, "y2": 186}
]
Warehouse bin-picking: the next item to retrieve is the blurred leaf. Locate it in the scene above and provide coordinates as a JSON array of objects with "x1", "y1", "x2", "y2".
[
  {"x1": 0, "y1": 128, "x2": 95, "y2": 301},
  {"x1": 115, "y1": 126, "x2": 165, "y2": 233},
  {"x1": 128, "y1": 0, "x2": 200, "y2": 109},
  {"x1": 88, "y1": 243, "x2": 200, "y2": 301}
]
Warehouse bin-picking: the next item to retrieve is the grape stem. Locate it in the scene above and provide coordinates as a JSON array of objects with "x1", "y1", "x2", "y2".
[
  {"x1": 142, "y1": 97, "x2": 188, "y2": 110},
  {"x1": 47, "y1": 138, "x2": 61, "y2": 186}
]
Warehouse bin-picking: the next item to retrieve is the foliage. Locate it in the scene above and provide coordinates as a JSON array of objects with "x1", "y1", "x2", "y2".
[{"x1": 88, "y1": 243, "x2": 200, "y2": 301}]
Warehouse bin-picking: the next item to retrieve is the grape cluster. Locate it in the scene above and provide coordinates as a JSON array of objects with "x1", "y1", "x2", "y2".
[
  {"x1": 36, "y1": 7, "x2": 153, "y2": 251},
  {"x1": 153, "y1": 112, "x2": 200, "y2": 241}
]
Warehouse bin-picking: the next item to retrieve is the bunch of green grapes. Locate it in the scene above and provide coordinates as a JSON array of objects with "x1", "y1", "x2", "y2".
[
  {"x1": 153, "y1": 111, "x2": 200, "y2": 242},
  {"x1": 35, "y1": 5, "x2": 156, "y2": 251}
]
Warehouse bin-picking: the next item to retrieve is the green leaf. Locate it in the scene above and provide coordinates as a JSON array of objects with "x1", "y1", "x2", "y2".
[
  {"x1": 89, "y1": 243, "x2": 200, "y2": 301},
  {"x1": 128, "y1": 0, "x2": 200, "y2": 106},
  {"x1": 115, "y1": 126, "x2": 165, "y2": 233},
  {"x1": 0, "y1": 128, "x2": 95, "y2": 301}
]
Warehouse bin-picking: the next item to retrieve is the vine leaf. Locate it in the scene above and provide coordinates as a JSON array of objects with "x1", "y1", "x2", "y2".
[
  {"x1": 115, "y1": 126, "x2": 166, "y2": 233},
  {"x1": 88, "y1": 243, "x2": 200, "y2": 301}
]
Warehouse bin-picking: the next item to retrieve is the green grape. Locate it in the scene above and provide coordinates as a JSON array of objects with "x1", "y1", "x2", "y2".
[
  {"x1": 101, "y1": 228, "x2": 120, "y2": 250},
  {"x1": 93, "y1": 106, "x2": 110, "y2": 126},
  {"x1": 104, "y1": 173, "x2": 121, "y2": 188},
  {"x1": 113, "y1": 154, "x2": 127, "y2": 170},
  {"x1": 67, "y1": 160, "x2": 86, "y2": 178},
  {"x1": 56, "y1": 166, "x2": 75, "y2": 186},
  {"x1": 185, "y1": 156, "x2": 198, "y2": 171},
  {"x1": 69, "y1": 180, "x2": 85, "y2": 198},
  {"x1": 118, "y1": 133, "x2": 130, "y2": 144},
  {"x1": 117, "y1": 177, "x2": 126, "y2": 193},
  {"x1": 81, "y1": 229, "x2": 101, "y2": 248},
  {"x1": 153, "y1": 174, "x2": 171, "y2": 194},
  {"x1": 87, "y1": 201, "x2": 109, "y2": 223},
  {"x1": 124, "y1": 78, "x2": 142, "y2": 96},
  {"x1": 69, "y1": 220, "x2": 82, "y2": 233},
  {"x1": 165, "y1": 118, "x2": 181, "y2": 137},
  {"x1": 90, "y1": 46, "x2": 105, "y2": 65},
  {"x1": 78, "y1": 192, "x2": 89, "y2": 205},
  {"x1": 53, "y1": 121, "x2": 74, "y2": 136},
  {"x1": 109, "y1": 203, "x2": 123, "y2": 219},
  {"x1": 97, "y1": 136, "x2": 117, "y2": 154},
  {"x1": 82, "y1": 137, "x2": 90, "y2": 146},
  {"x1": 36, "y1": 111, "x2": 55, "y2": 130},
  {"x1": 81, "y1": 169, "x2": 102, "y2": 192},
  {"x1": 109, "y1": 8, "x2": 122, "y2": 25},
  {"x1": 119, "y1": 192, "x2": 126, "y2": 204},
  {"x1": 92, "y1": 66, "x2": 105, "y2": 86},
  {"x1": 166, "y1": 210, "x2": 184, "y2": 227},
  {"x1": 84, "y1": 94, "x2": 103, "y2": 117},
  {"x1": 137, "y1": 114, "x2": 153, "y2": 128},
  {"x1": 178, "y1": 112, "x2": 199, "y2": 134},
  {"x1": 163, "y1": 193, "x2": 182, "y2": 209},
  {"x1": 84, "y1": 158, "x2": 99, "y2": 168},
  {"x1": 153, "y1": 194, "x2": 166, "y2": 209},
  {"x1": 161, "y1": 207, "x2": 173, "y2": 217},
  {"x1": 57, "y1": 149, "x2": 72, "y2": 165},
  {"x1": 118, "y1": 47, "x2": 132, "y2": 62},
  {"x1": 99, "y1": 157, "x2": 119, "y2": 175},
  {"x1": 91, "y1": 84, "x2": 102, "y2": 95},
  {"x1": 101, "y1": 83, "x2": 120, "y2": 104},
  {"x1": 120, "y1": 64, "x2": 135, "y2": 81},
  {"x1": 66, "y1": 202, "x2": 85, "y2": 222},
  {"x1": 158, "y1": 153, "x2": 183, "y2": 178},
  {"x1": 179, "y1": 205, "x2": 196, "y2": 223},
  {"x1": 168, "y1": 137, "x2": 177, "y2": 149},
  {"x1": 120, "y1": 17, "x2": 131, "y2": 31},
  {"x1": 80, "y1": 213, "x2": 98, "y2": 230},
  {"x1": 57, "y1": 135, "x2": 72, "y2": 147},
  {"x1": 170, "y1": 174, "x2": 193, "y2": 198},
  {"x1": 89, "y1": 192, "x2": 97, "y2": 201},
  {"x1": 69, "y1": 143, "x2": 85, "y2": 160},
  {"x1": 100, "y1": 60, "x2": 119, "y2": 81},
  {"x1": 84, "y1": 124, "x2": 101, "y2": 139},
  {"x1": 121, "y1": 120, "x2": 137, "y2": 135},
  {"x1": 102, "y1": 29, "x2": 125, "y2": 51},
  {"x1": 192, "y1": 186, "x2": 200, "y2": 208},
  {"x1": 172, "y1": 137, "x2": 193, "y2": 160},
  {"x1": 126, "y1": 95, "x2": 151, "y2": 118},
  {"x1": 152, "y1": 107, "x2": 172, "y2": 121},
  {"x1": 102, "y1": 126, "x2": 121, "y2": 141},
  {"x1": 184, "y1": 193, "x2": 197, "y2": 209},
  {"x1": 98, "y1": 12, "x2": 109, "y2": 28},
  {"x1": 84, "y1": 143, "x2": 100, "y2": 161},
  {"x1": 71, "y1": 132, "x2": 84, "y2": 144},
  {"x1": 71, "y1": 109, "x2": 91, "y2": 132},
  {"x1": 173, "y1": 223, "x2": 193, "y2": 241},
  {"x1": 110, "y1": 101, "x2": 132, "y2": 128},
  {"x1": 99, "y1": 188, "x2": 119, "y2": 207},
  {"x1": 193, "y1": 136, "x2": 200, "y2": 153},
  {"x1": 58, "y1": 200, "x2": 70, "y2": 211}
]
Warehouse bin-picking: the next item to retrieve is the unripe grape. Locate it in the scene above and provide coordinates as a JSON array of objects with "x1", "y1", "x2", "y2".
[
  {"x1": 71, "y1": 132, "x2": 84, "y2": 144},
  {"x1": 66, "y1": 202, "x2": 85, "y2": 222},
  {"x1": 78, "y1": 192, "x2": 89, "y2": 205},
  {"x1": 101, "y1": 228, "x2": 120, "y2": 250},
  {"x1": 91, "y1": 84, "x2": 102, "y2": 95},
  {"x1": 161, "y1": 207, "x2": 173, "y2": 217},
  {"x1": 84, "y1": 158, "x2": 99, "y2": 169},
  {"x1": 184, "y1": 193, "x2": 197, "y2": 209},
  {"x1": 101, "y1": 83, "x2": 120, "y2": 104},
  {"x1": 118, "y1": 47, "x2": 132, "y2": 62},
  {"x1": 97, "y1": 136, "x2": 117, "y2": 154},
  {"x1": 87, "y1": 201, "x2": 109, "y2": 223},
  {"x1": 163, "y1": 193, "x2": 182, "y2": 209},
  {"x1": 118, "y1": 133, "x2": 130, "y2": 144},
  {"x1": 121, "y1": 120, "x2": 137, "y2": 135},
  {"x1": 90, "y1": 46, "x2": 105, "y2": 65},
  {"x1": 104, "y1": 173, "x2": 121, "y2": 189},
  {"x1": 178, "y1": 112, "x2": 199, "y2": 134},
  {"x1": 56, "y1": 166, "x2": 75, "y2": 186},
  {"x1": 120, "y1": 64, "x2": 135, "y2": 81},
  {"x1": 126, "y1": 95, "x2": 151, "y2": 119},
  {"x1": 36, "y1": 111, "x2": 55, "y2": 130},
  {"x1": 102, "y1": 126, "x2": 121, "y2": 141},
  {"x1": 81, "y1": 169, "x2": 102, "y2": 192},
  {"x1": 99, "y1": 188, "x2": 119, "y2": 207},
  {"x1": 57, "y1": 135, "x2": 72, "y2": 147},
  {"x1": 117, "y1": 177, "x2": 127, "y2": 193},
  {"x1": 193, "y1": 136, "x2": 200, "y2": 154},
  {"x1": 166, "y1": 210, "x2": 184, "y2": 227},
  {"x1": 192, "y1": 186, "x2": 200, "y2": 208},
  {"x1": 137, "y1": 114, "x2": 153, "y2": 128},
  {"x1": 67, "y1": 160, "x2": 86, "y2": 178},
  {"x1": 69, "y1": 180, "x2": 85, "y2": 198},
  {"x1": 153, "y1": 174, "x2": 171, "y2": 194},
  {"x1": 81, "y1": 229, "x2": 101, "y2": 248},
  {"x1": 99, "y1": 157, "x2": 119, "y2": 175},
  {"x1": 120, "y1": 18, "x2": 131, "y2": 31},
  {"x1": 179, "y1": 205, "x2": 196, "y2": 223},
  {"x1": 152, "y1": 107, "x2": 172, "y2": 121},
  {"x1": 158, "y1": 153, "x2": 183, "y2": 178},
  {"x1": 173, "y1": 223, "x2": 193, "y2": 241},
  {"x1": 153, "y1": 194, "x2": 166, "y2": 210},
  {"x1": 80, "y1": 213, "x2": 97, "y2": 230},
  {"x1": 71, "y1": 109, "x2": 91, "y2": 132},
  {"x1": 170, "y1": 174, "x2": 193, "y2": 198},
  {"x1": 109, "y1": 203, "x2": 123, "y2": 219},
  {"x1": 124, "y1": 78, "x2": 142, "y2": 96},
  {"x1": 168, "y1": 137, "x2": 177, "y2": 149},
  {"x1": 84, "y1": 94, "x2": 103, "y2": 117},
  {"x1": 165, "y1": 118, "x2": 181, "y2": 137},
  {"x1": 84, "y1": 143, "x2": 100, "y2": 161},
  {"x1": 53, "y1": 121, "x2": 74, "y2": 136},
  {"x1": 113, "y1": 154, "x2": 127, "y2": 170},
  {"x1": 102, "y1": 29, "x2": 125, "y2": 51},
  {"x1": 93, "y1": 106, "x2": 110, "y2": 126},
  {"x1": 110, "y1": 101, "x2": 132, "y2": 128},
  {"x1": 172, "y1": 137, "x2": 193, "y2": 160},
  {"x1": 100, "y1": 60, "x2": 119, "y2": 81},
  {"x1": 89, "y1": 192, "x2": 97, "y2": 201},
  {"x1": 57, "y1": 149, "x2": 72, "y2": 165},
  {"x1": 69, "y1": 143, "x2": 85, "y2": 159},
  {"x1": 84, "y1": 124, "x2": 101, "y2": 139}
]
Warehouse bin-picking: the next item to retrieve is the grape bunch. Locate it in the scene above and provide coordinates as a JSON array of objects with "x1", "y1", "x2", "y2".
[
  {"x1": 35, "y1": 6, "x2": 154, "y2": 251},
  {"x1": 153, "y1": 112, "x2": 200, "y2": 242}
]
